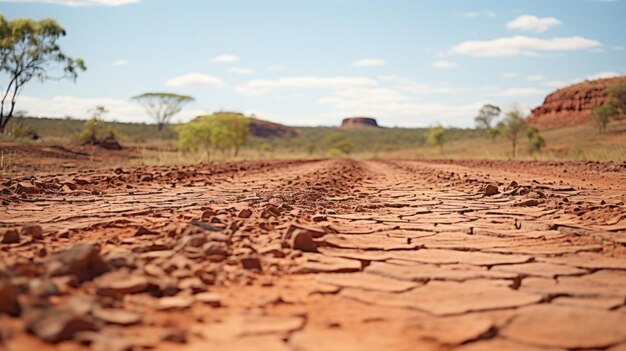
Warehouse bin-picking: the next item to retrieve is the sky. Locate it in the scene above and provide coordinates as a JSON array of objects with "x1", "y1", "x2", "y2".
[{"x1": 1, "y1": 0, "x2": 625, "y2": 128}]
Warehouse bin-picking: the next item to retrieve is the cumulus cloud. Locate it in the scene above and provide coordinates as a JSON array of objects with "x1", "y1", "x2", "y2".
[
  {"x1": 165, "y1": 73, "x2": 223, "y2": 88},
  {"x1": 268, "y1": 65, "x2": 286, "y2": 71},
  {"x1": 502, "y1": 72, "x2": 518, "y2": 78},
  {"x1": 352, "y1": 58, "x2": 386, "y2": 67},
  {"x1": 379, "y1": 76, "x2": 457, "y2": 94},
  {"x1": 235, "y1": 76, "x2": 378, "y2": 95},
  {"x1": 497, "y1": 87, "x2": 547, "y2": 97},
  {"x1": 432, "y1": 60, "x2": 458, "y2": 69},
  {"x1": 0, "y1": 0, "x2": 139, "y2": 6},
  {"x1": 586, "y1": 71, "x2": 622, "y2": 80},
  {"x1": 113, "y1": 59, "x2": 128, "y2": 66},
  {"x1": 211, "y1": 54, "x2": 239, "y2": 63},
  {"x1": 506, "y1": 15, "x2": 561, "y2": 32},
  {"x1": 527, "y1": 74, "x2": 545, "y2": 81},
  {"x1": 452, "y1": 35, "x2": 601, "y2": 57},
  {"x1": 228, "y1": 66, "x2": 254, "y2": 75}
]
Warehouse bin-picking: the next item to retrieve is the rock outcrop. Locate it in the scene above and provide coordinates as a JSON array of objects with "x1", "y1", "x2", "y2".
[
  {"x1": 340, "y1": 117, "x2": 380, "y2": 129},
  {"x1": 248, "y1": 118, "x2": 298, "y2": 138},
  {"x1": 527, "y1": 76, "x2": 626, "y2": 130}
]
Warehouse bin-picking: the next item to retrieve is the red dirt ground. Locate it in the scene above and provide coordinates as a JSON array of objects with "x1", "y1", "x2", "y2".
[{"x1": 1, "y1": 145, "x2": 626, "y2": 350}]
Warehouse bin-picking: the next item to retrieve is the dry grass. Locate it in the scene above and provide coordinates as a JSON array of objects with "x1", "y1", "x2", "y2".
[{"x1": 379, "y1": 120, "x2": 626, "y2": 162}]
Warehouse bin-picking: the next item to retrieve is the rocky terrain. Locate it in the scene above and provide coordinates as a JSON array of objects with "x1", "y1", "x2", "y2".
[
  {"x1": 1, "y1": 157, "x2": 626, "y2": 350},
  {"x1": 527, "y1": 75, "x2": 626, "y2": 130},
  {"x1": 340, "y1": 117, "x2": 380, "y2": 129},
  {"x1": 248, "y1": 118, "x2": 298, "y2": 138}
]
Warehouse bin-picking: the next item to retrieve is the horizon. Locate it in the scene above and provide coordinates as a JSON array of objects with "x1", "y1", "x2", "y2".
[{"x1": 1, "y1": 0, "x2": 625, "y2": 128}]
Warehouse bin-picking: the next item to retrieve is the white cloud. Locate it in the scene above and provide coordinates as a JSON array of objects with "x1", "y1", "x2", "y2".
[
  {"x1": 502, "y1": 72, "x2": 517, "y2": 79},
  {"x1": 165, "y1": 73, "x2": 223, "y2": 88},
  {"x1": 316, "y1": 87, "x2": 484, "y2": 126},
  {"x1": 379, "y1": 76, "x2": 457, "y2": 94},
  {"x1": 460, "y1": 11, "x2": 496, "y2": 18},
  {"x1": 0, "y1": 0, "x2": 138, "y2": 5},
  {"x1": 211, "y1": 54, "x2": 239, "y2": 63},
  {"x1": 586, "y1": 71, "x2": 622, "y2": 80},
  {"x1": 235, "y1": 76, "x2": 378, "y2": 95},
  {"x1": 352, "y1": 58, "x2": 386, "y2": 67},
  {"x1": 113, "y1": 59, "x2": 128, "y2": 66},
  {"x1": 498, "y1": 87, "x2": 547, "y2": 97},
  {"x1": 452, "y1": 35, "x2": 601, "y2": 57},
  {"x1": 527, "y1": 74, "x2": 545, "y2": 81},
  {"x1": 463, "y1": 12, "x2": 479, "y2": 17},
  {"x1": 228, "y1": 66, "x2": 254, "y2": 75},
  {"x1": 506, "y1": 15, "x2": 561, "y2": 32},
  {"x1": 432, "y1": 60, "x2": 458, "y2": 69}
]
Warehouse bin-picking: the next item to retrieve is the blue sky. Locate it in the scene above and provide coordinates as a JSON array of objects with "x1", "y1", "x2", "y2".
[{"x1": 1, "y1": 0, "x2": 625, "y2": 127}]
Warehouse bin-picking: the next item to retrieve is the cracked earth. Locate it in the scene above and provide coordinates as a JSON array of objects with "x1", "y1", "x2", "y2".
[{"x1": 1, "y1": 159, "x2": 626, "y2": 350}]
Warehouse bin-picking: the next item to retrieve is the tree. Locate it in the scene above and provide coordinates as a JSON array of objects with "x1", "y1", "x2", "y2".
[
  {"x1": 78, "y1": 105, "x2": 109, "y2": 144},
  {"x1": 593, "y1": 104, "x2": 617, "y2": 134},
  {"x1": 176, "y1": 112, "x2": 249, "y2": 160},
  {"x1": 499, "y1": 108, "x2": 526, "y2": 158},
  {"x1": 607, "y1": 83, "x2": 626, "y2": 115},
  {"x1": 426, "y1": 125, "x2": 446, "y2": 154},
  {"x1": 132, "y1": 92, "x2": 194, "y2": 131},
  {"x1": 475, "y1": 104, "x2": 501, "y2": 143},
  {"x1": 525, "y1": 125, "x2": 539, "y2": 142},
  {"x1": 0, "y1": 14, "x2": 86, "y2": 133},
  {"x1": 527, "y1": 135, "x2": 546, "y2": 155}
]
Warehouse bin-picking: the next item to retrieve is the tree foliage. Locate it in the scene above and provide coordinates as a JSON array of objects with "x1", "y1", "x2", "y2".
[
  {"x1": 607, "y1": 83, "x2": 626, "y2": 115},
  {"x1": 499, "y1": 107, "x2": 527, "y2": 158},
  {"x1": 593, "y1": 104, "x2": 617, "y2": 134},
  {"x1": 176, "y1": 112, "x2": 249, "y2": 160},
  {"x1": 78, "y1": 105, "x2": 109, "y2": 144},
  {"x1": 426, "y1": 125, "x2": 446, "y2": 154},
  {"x1": 0, "y1": 14, "x2": 86, "y2": 133},
  {"x1": 475, "y1": 104, "x2": 501, "y2": 142},
  {"x1": 132, "y1": 92, "x2": 194, "y2": 131}
]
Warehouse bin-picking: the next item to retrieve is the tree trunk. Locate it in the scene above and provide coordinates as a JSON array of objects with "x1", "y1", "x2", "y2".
[{"x1": 512, "y1": 138, "x2": 517, "y2": 158}]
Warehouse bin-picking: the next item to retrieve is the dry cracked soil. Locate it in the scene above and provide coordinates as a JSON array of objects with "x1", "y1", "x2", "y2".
[{"x1": 1, "y1": 158, "x2": 626, "y2": 351}]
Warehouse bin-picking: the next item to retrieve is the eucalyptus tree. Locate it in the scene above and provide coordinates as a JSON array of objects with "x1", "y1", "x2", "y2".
[
  {"x1": 500, "y1": 107, "x2": 527, "y2": 158},
  {"x1": 132, "y1": 92, "x2": 194, "y2": 131},
  {"x1": 475, "y1": 104, "x2": 501, "y2": 142},
  {"x1": 0, "y1": 14, "x2": 86, "y2": 133}
]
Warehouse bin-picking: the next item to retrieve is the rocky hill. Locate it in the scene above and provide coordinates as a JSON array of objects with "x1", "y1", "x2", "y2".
[
  {"x1": 248, "y1": 118, "x2": 298, "y2": 138},
  {"x1": 340, "y1": 117, "x2": 380, "y2": 129},
  {"x1": 527, "y1": 75, "x2": 626, "y2": 130}
]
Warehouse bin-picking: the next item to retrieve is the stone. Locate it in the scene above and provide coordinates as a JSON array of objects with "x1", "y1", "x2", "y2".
[
  {"x1": 158, "y1": 296, "x2": 194, "y2": 310},
  {"x1": 27, "y1": 308, "x2": 97, "y2": 343},
  {"x1": 93, "y1": 307, "x2": 142, "y2": 326},
  {"x1": 291, "y1": 229, "x2": 319, "y2": 252},
  {"x1": 97, "y1": 275, "x2": 150, "y2": 297},
  {"x1": 0, "y1": 278, "x2": 20, "y2": 316},
  {"x1": 48, "y1": 243, "x2": 108, "y2": 282},
  {"x1": 195, "y1": 292, "x2": 222, "y2": 307},
  {"x1": 293, "y1": 254, "x2": 362, "y2": 274},
  {"x1": 1, "y1": 229, "x2": 20, "y2": 244},
  {"x1": 241, "y1": 257, "x2": 262, "y2": 270},
  {"x1": 484, "y1": 184, "x2": 499, "y2": 196},
  {"x1": 501, "y1": 305, "x2": 626, "y2": 349},
  {"x1": 16, "y1": 181, "x2": 39, "y2": 194},
  {"x1": 238, "y1": 209, "x2": 253, "y2": 218},
  {"x1": 22, "y1": 224, "x2": 43, "y2": 240}
]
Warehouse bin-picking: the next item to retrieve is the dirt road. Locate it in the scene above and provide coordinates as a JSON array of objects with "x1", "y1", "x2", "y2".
[{"x1": 1, "y1": 159, "x2": 626, "y2": 350}]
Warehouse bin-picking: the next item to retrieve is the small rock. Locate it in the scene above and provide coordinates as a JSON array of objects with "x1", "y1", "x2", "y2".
[
  {"x1": 73, "y1": 177, "x2": 90, "y2": 185},
  {"x1": 96, "y1": 276, "x2": 150, "y2": 297},
  {"x1": 312, "y1": 214, "x2": 327, "y2": 222},
  {"x1": 484, "y1": 184, "x2": 500, "y2": 196},
  {"x1": 238, "y1": 208, "x2": 253, "y2": 218},
  {"x1": 16, "y1": 182, "x2": 39, "y2": 194},
  {"x1": 92, "y1": 307, "x2": 142, "y2": 326},
  {"x1": 22, "y1": 224, "x2": 43, "y2": 240},
  {"x1": 194, "y1": 292, "x2": 222, "y2": 307},
  {"x1": 135, "y1": 226, "x2": 158, "y2": 236},
  {"x1": 0, "y1": 279, "x2": 20, "y2": 316},
  {"x1": 157, "y1": 296, "x2": 194, "y2": 310},
  {"x1": 161, "y1": 328, "x2": 187, "y2": 344},
  {"x1": 291, "y1": 229, "x2": 319, "y2": 252},
  {"x1": 27, "y1": 308, "x2": 96, "y2": 343},
  {"x1": 1, "y1": 229, "x2": 20, "y2": 244},
  {"x1": 48, "y1": 243, "x2": 108, "y2": 282},
  {"x1": 241, "y1": 257, "x2": 262, "y2": 270}
]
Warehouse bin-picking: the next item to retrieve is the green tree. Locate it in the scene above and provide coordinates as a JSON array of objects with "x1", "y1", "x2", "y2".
[
  {"x1": 525, "y1": 125, "x2": 539, "y2": 142},
  {"x1": 499, "y1": 108, "x2": 527, "y2": 158},
  {"x1": 132, "y1": 92, "x2": 194, "y2": 131},
  {"x1": 593, "y1": 104, "x2": 617, "y2": 134},
  {"x1": 426, "y1": 125, "x2": 446, "y2": 154},
  {"x1": 475, "y1": 104, "x2": 501, "y2": 143},
  {"x1": 324, "y1": 131, "x2": 354, "y2": 156},
  {"x1": 176, "y1": 112, "x2": 249, "y2": 160},
  {"x1": 78, "y1": 105, "x2": 109, "y2": 144},
  {"x1": 527, "y1": 135, "x2": 546, "y2": 155},
  {"x1": 0, "y1": 14, "x2": 86, "y2": 133},
  {"x1": 607, "y1": 83, "x2": 626, "y2": 115}
]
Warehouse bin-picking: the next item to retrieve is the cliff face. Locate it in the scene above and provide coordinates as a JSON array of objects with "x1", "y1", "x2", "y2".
[
  {"x1": 340, "y1": 117, "x2": 380, "y2": 129},
  {"x1": 527, "y1": 76, "x2": 626, "y2": 130}
]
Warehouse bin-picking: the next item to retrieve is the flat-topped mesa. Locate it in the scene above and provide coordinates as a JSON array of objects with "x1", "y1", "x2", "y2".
[{"x1": 341, "y1": 117, "x2": 380, "y2": 129}]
